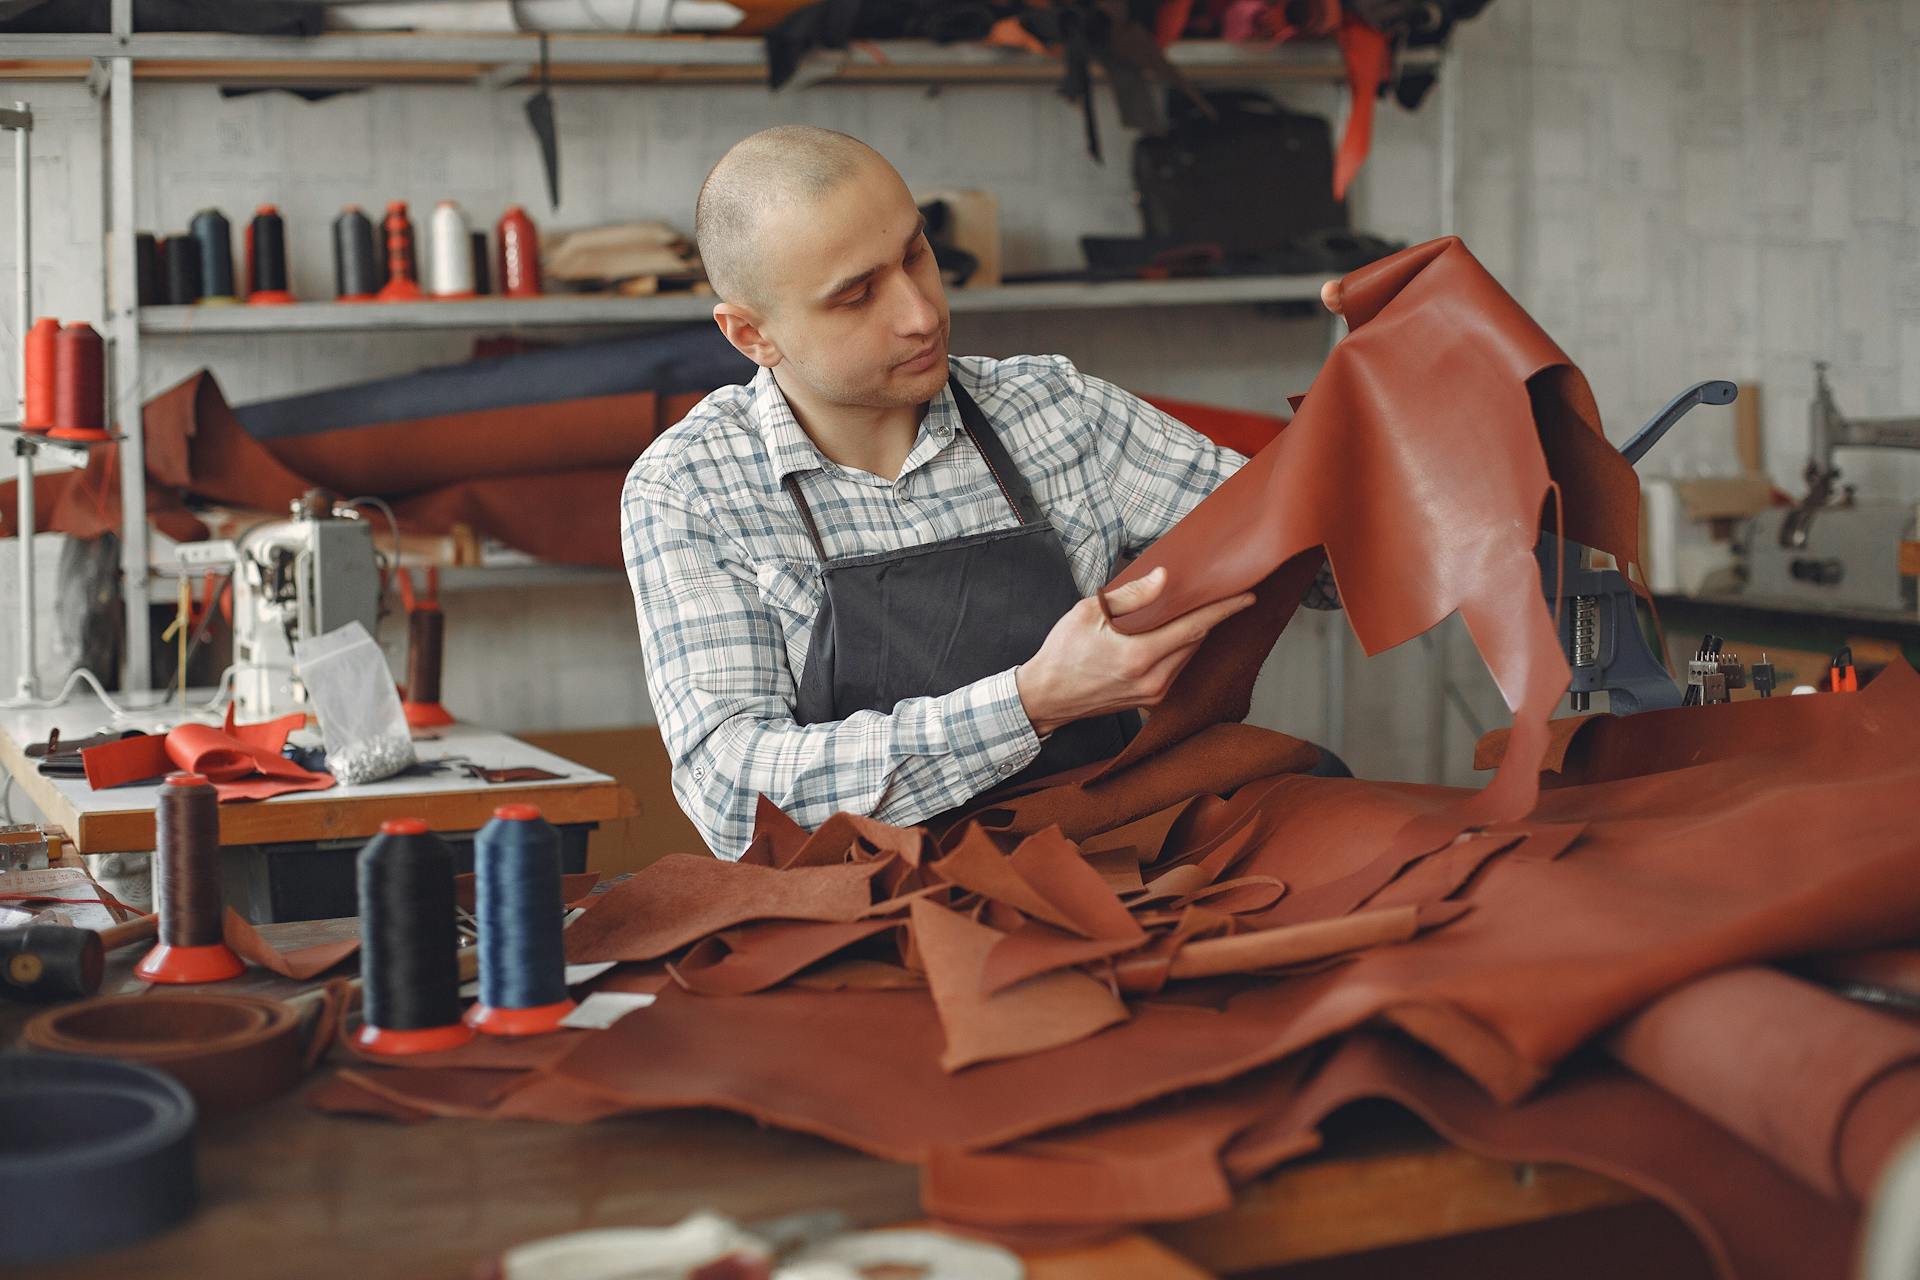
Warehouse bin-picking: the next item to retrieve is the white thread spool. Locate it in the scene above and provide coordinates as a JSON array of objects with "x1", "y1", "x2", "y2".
[{"x1": 429, "y1": 200, "x2": 476, "y2": 298}]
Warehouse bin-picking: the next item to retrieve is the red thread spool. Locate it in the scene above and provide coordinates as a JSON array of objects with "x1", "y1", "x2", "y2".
[
  {"x1": 495, "y1": 206, "x2": 542, "y2": 298},
  {"x1": 49, "y1": 322, "x2": 109, "y2": 443},
  {"x1": 377, "y1": 201, "x2": 422, "y2": 302},
  {"x1": 22, "y1": 316, "x2": 59, "y2": 433}
]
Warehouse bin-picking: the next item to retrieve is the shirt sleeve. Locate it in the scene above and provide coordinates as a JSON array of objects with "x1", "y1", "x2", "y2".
[
  {"x1": 1072, "y1": 366, "x2": 1247, "y2": 558},
  {"x1": 622, "y1": 461, "x2": 1043, "y2": 860}
]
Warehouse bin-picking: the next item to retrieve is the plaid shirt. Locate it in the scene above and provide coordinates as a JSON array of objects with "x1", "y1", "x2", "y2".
[{"x1": 622, "y1": 354, "x2": 1245, "y2": 859}]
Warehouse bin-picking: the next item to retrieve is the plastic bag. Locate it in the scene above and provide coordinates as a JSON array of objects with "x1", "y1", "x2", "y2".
[{"x1": 293, "y1": 621, "x2": 416, "y2": 785}]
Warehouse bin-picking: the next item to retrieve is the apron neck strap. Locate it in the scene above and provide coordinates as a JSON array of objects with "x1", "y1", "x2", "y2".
[
  {"x1": 947, "y1": 374, "x2": 1044, "y2": 526},
  {"x1": 782, "y1": 365, "x2": 1044, "y2": 561}
]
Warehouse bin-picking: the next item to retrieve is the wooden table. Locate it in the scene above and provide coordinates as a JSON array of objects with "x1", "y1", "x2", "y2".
[
  {"x1": 1, "y1": 923, "x2": 1661, "y2": 1280},
  {"x1": 0, "y1": 691, "x2": 636, "y2": 919}
]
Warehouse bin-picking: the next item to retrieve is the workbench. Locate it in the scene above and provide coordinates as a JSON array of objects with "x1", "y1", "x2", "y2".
[
  {"x1": 0, "y1": 692, "x2": 636, "y2": 921},
  {"x1": 0, "y1": 920, "x2": 1695, "y2": 1280}
]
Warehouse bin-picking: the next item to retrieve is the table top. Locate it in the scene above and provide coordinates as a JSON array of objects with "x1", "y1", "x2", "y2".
[
  {"x1": 0, "y1": 921, "x2": 1642, "y2": 1280},
  {"x1": 0, "y1": 691, "x2": 636, "y2": 854}
]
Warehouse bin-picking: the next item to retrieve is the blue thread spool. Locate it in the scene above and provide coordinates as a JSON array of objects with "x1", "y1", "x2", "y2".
[
  {"x1": 189, "y1": 208, "x2": 237, "y2": 302},
  {"x1": 354, "y1": 818, "x2": 473, "y2": 1056},
  {"x1": 464, "y1": 804, "x2": 574, "y2": 1036}
]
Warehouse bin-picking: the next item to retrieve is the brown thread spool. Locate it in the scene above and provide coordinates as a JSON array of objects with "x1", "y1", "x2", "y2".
[
  {"x1": 407, "y1": 607, "x2": 445, "y2": 709},
  {"x1": 49, "y1": 322, "x2": 107, "y2": 442},
  {"x1": 136, "y1": 773, "x2": 244, "y2": 985},
  {"x1": 377, "y1": 200, "x2": 422, "y2": 301},
  {"x1": 22, "y1": 316, "x2": 59, "y2": 432}
]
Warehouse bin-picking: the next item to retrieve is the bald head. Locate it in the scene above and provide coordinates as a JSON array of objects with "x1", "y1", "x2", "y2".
[{"x1": 696, "y1": 126, "x2": 886, "y2": 312}]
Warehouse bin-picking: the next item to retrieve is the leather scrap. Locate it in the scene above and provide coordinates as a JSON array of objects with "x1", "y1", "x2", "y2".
[
  {"x1": 79, "y1": 710, "x2": 332, "y2": 801},
  {"x1": 562, "y1": 854, "x2": 883, "y2": 964}
]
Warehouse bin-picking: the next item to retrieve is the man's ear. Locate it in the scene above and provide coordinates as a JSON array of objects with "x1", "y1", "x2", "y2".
[{"x1": 713, "y1": 303, "x2": 782, "y2": 369}]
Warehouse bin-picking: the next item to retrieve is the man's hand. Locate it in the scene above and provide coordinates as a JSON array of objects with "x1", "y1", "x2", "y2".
[{"x1": 1015, "y1": 567, "x2": 1256, "y2": 739}]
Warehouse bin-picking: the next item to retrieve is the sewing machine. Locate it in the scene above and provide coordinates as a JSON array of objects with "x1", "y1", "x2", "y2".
[
  {"x1": 231, "y1": 491, "x2": 382, "y2": 721},
  {"x1": 1735, "y1": 363, "x2": 1920, "y2": 617}
]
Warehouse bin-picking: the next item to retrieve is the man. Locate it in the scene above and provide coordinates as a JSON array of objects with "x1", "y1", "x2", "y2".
[{"x1": 623, "y1": 126, "x2": 1267, "y2": 860}]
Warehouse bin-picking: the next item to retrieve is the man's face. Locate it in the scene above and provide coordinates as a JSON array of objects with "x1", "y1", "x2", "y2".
[{"x1": 754, "y1": 160, "x2": 952, "y2": 409}]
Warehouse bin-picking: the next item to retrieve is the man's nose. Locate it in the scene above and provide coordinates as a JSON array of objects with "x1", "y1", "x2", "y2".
[{"x1": 888, "y1": 270, "x2": 940, "y2": 337}]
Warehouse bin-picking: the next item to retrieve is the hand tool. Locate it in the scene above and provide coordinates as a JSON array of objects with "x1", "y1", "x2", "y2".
[{"x1": 0, "y1": 913, "x2": 158, "y2": 1001}]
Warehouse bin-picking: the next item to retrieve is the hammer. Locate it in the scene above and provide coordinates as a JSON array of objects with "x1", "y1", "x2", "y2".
[{"x1": 0, "y1": 915, "x2": 160, "y2": 1002}]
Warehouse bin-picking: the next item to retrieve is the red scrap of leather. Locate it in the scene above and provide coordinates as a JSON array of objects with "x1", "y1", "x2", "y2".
[
  {"x1": 79, "y1": 707, "x2": 332, "y2": 801},
  {"x1": 300, "y1": 239, "x2": 1920, "y2": 1278},
  {"x1": 0, "y1": 368, "x2": 667, "y2": 568},
  {"x1": 1333, "y1": 16, "x2": 1390, "y2": 200}
]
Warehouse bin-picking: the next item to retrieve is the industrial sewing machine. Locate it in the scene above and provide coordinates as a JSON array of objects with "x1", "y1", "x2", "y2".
[
  {"x1": 1733, "y1": 362, "x2": 1920, "y2": 617},
  {"x1": 231, "y1": 490, "x2": 382, "y2": 721}
]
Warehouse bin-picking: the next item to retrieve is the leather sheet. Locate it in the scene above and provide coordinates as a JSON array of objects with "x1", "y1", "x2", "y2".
[
  {"x1": 78, "y1": 710, "x2": 332, "y2": 801},
  {"x1": 295, "y1": 239, "x2": 1920, "y2": 1277}
]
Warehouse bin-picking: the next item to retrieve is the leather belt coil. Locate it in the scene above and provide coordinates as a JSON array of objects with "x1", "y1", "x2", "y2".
[
  {"x1": 23, "y1": 992, "x2": 327, "y2": 1116},
  {"x1": 0, "y1": 1053, "x2": 198, "y2": 1264}
]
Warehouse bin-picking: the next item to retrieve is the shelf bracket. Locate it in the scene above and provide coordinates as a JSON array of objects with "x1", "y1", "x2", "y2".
[{"x1": 85, "y1": 58, "x2": 112, "y2": 100}]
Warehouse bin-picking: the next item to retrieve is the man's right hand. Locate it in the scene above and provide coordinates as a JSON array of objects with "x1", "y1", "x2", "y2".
[{"x1": 1015, "y1": 567, "x2": 1256, "y2": 739}]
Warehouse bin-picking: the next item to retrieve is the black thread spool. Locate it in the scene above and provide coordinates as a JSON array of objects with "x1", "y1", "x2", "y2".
[
  {"x1": 465, "y1": 805, "x2": 574, "y2": 1036},
  {"x1": 469, "y1": 229, "x2": 491, "y2": 295},
  {"x1": 246, "y1": 205, "x2": 293, "y2": 304},
  {"x1": 332, "y1": 206, "x2": 380, "y2": 301},
  {"x1": 163, "y1": 233, "x2": 202, "y2": 305},
  {"x1": 189, "y1": 208, "x2": 237, "y2": 302},
  {"x1": 136, "y1": 774, "x2": 243, "y2": 985},
  {"x1": 354, "y1": 819, "x2": 473, "y2": 1055},
  {"x1": 135, "y1": 234, "x2": 163, "y2": 307}
]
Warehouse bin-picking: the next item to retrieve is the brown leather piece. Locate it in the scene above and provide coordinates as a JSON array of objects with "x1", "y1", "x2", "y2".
[
  {"x1": 668, "y1": 918, "x2": 903, "y2": 996},
  {"x1": 24, "y1": 992, "x2": 317, "y2": 1116},
  {"x1": 913, "y1": 898, "x2": 1129, "y2": 1071},
  {"x1": 562, "y1": 853, "x2": 884, "y2": 964},
  {"x1": 78, "y1": 714, "x2": 333, "y2": 801},
  {"x1": 222, "y1": 907, "x2": 360, "y2": 980},
  {"x1": 1606, "y1": 965, "x2": 1920, "y2": 1202}
]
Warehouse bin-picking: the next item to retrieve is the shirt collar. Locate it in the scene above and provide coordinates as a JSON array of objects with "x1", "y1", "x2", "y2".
[{"x1": 753, "y1": 364, "x2": 962, "y2": 484}]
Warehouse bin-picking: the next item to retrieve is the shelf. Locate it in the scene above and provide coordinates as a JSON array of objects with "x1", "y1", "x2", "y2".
[
  {"x1": 138, "y1": 275, "x2": 1328, "y2": 335},
  {"x1": 0, "y1": 34, "x2": 1430, "y2": 88}
]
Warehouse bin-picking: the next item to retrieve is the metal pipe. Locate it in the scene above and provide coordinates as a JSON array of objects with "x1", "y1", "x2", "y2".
[
  {"x1": 13, "y1": 102, "x2": 36, "y2": 701},
  {"x1": 107, "y1": 58, "x2": 150, "y2": 691}
]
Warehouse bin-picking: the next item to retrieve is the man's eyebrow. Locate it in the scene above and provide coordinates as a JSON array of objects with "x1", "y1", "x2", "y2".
[{"x1": 820, "y1": 214, "x2": 927, "y2": 301}]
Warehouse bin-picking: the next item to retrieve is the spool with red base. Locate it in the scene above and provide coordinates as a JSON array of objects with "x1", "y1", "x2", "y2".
[
  {"x1": 355, "y1": 817, "x2": 472, "y2": 1052},
  {"x1": 48, "y1": 322, "x2": 111, "y2": 443},
  {"x1": 400, "y1": 569, "x2": 455, "y2": 727},
  {"x1": 466, "y1": 804, "x2": 575, "y2": 1037},
  {"x1": 136, "y1": 774, "x2": 244, "y2": 985}
]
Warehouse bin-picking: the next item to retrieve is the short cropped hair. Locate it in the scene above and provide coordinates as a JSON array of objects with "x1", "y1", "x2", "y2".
[{"x1": 695, "y1": 126, "x2": 881, "y2": 311}]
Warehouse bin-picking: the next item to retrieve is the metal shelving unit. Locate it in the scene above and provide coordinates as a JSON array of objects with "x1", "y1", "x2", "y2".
[
  {"x1": 9, "y1": 19, "x2": 1450, "y2": 694},
  {"x1": 139, "y1": 274, "x2": 1329, "y2": 335}
]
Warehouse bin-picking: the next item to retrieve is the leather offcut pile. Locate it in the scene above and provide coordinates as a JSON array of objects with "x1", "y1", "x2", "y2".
[{"x1": 307, "y1": 238, "x2": 1920, "y2": 1280}]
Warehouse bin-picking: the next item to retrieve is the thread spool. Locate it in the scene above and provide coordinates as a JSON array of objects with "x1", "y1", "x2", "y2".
[
  {"x1": 376, "y1": 201, "x2": 422, "y2": 301},
  {"x1": 245, "y1": 205, "x2": 294, "y2": 305},
  {"x1": 135, "y1": 233, "x2": 164, "y2": 307},
  {"x1": 470, "y1": 229, "x2": 491, "y2": 296},
  {"x1": 136, "y1": 774, "x2": 244, "y2": 985},
  {"x1": 189, "y1": 209, "x2": 237, "y2": 303},
  {"x1": 163, "y1": 233, "x2": 202, "y2": 306},
  {"x1": 466, "y1": 804, "x2": 574, "y2": 1036},
  {"x1": 22, "y1": 316, "x2": 58, "y2": 433},
  {"x1": 48, "y1": 323, "x2": 109, "y2": 443},
  {"x1": 332, "y1": 206, "x2": 380, "y2": 301},
  {"x1": 496, "y1": 205, "x2": 542, "y2": 297},
  {"x1": 403, "y1": 607, "x2": 454, "y2": 728},
  {"x1": 428, "y1": 200, "x2": 476, "y2": 299},
  {"x1": 354, "y1": 818, "x2": 473, "y2": 1055},
  {"x1": 0, "y1": 925, "x2": 103, "y2": 1002}
]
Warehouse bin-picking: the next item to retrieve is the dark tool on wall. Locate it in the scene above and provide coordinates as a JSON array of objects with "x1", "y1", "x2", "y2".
[
  {"x1": 525, "y1": 33, "x2": 561, "y2": 210},
  {"x1": 1541, "y1": 380, "x2": 1737, "y2": 713},
  {"x1": 0, "y1": 914, "x2": 158, "y2": 1002}
]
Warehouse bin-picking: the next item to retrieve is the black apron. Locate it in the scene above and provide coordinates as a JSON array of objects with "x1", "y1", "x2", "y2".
[{"x1": 784, "y1": 369, "x2": 1138, "y2": 787}]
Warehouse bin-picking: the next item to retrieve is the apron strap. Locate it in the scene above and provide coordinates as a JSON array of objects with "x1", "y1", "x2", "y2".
[
  {"x1": 947, "y1": 376, "x2": 1046, "y2": 527},
  {"x1": 782, "y1": 365, "x2": 1046, "y2": 563},
  {"x1": 781, "y1": 473, "x2": 830, "y2": 560}
]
